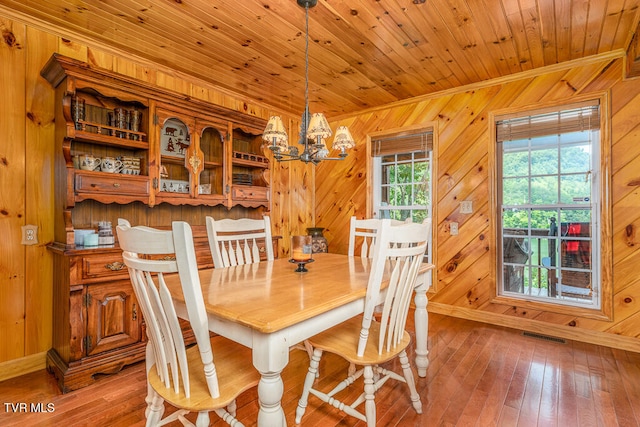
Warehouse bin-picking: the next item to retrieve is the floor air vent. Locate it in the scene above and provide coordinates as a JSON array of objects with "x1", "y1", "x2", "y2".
[{"x1": 522, "y1": 331, "x2": 566, "y2": 344}]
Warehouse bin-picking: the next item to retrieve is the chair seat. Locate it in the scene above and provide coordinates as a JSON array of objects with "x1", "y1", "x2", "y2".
[
  {"x1": 308, "y1": 316, "x2": 412, "y2": 365},
  {"x1": 148, "y1": 335, "x2": 260, "y2": 412}
]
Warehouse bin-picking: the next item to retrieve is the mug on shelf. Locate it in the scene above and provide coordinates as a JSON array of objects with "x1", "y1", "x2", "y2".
[
  {"x1": 74, "y1": 229, "x2": 95, "y2": 246},
  {"x1": 121, "y1": 156, "x2": 140, "y2": 165},
  {"x1": 79, "y1": 154, "x2": 101, "y2": 171},
  {"x1": 83, "y1": 233, "x2": 99, "y2": 247},
  {"x1": 101, "y1": 157, "x2": 123, "y2": 173},
  {"x1": 121, "y1": 156, "x2": 141, "y2": 175}
]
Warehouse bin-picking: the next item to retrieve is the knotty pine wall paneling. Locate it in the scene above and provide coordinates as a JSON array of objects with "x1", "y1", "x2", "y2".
[
  {"x1": 316, "y1": 114, "x2": 372, "y2": 254},
  {"x1": 24, "y1": 25, "x2": 57, "y2": 357},
  {"x1": 0, "y1": 17, "x2": 312, "y2": 378},
  {"x1": 321, "y1": 53, "x2": 640, "y2": 352},
  {"x1": 267, "y1": 115, "x2": 316, "y2": 259},
  {"x1": 1, "y1": 18, "x2": 28, "y2": 363}
]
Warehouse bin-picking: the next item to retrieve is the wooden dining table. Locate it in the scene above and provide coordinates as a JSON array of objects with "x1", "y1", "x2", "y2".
[{"x1": 165, "y1": 252, "x2": 434, "y2": 427}]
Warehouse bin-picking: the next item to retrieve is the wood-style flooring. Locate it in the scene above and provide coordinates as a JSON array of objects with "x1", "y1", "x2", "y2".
[{"x1": 1, "y1": 313, "x2": 639, "y2": 426}]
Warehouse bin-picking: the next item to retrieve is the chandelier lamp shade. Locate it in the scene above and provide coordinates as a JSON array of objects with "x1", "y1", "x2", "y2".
[{"x1": 262, "y1": 0, "x2": 355, "y2": 164}]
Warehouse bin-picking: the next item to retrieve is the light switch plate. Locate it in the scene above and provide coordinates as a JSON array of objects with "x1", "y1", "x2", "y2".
[
  {"x1": 21, "y1": 225, "x2": 38, "y2": 245},
  {"x1": 460, "y1": 200, "x2": 473, "y2": 214},
  {"x1": 450, "y1": 222, "x2": 458, "y2": 236}
]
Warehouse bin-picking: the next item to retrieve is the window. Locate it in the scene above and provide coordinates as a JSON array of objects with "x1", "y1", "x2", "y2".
[
  {"x1": 371, "y1": 129, "x2": 433, "y2": 260},
  {"x1": 496, "y1": 101, "x2": 601, "y2": 308}
]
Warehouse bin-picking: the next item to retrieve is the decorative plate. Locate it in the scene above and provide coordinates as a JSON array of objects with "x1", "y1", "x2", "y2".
[{"x1": 160, "y1": 118, "x2": 190, "y2": 158}]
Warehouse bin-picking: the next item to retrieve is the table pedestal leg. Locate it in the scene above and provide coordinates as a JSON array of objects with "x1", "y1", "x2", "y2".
[
  {"x1": 257, "y1": 371, "x2": 286, "y2": 426},
  {"x1": 414, "y1": 271, "x2": 431, "y2": 377}
]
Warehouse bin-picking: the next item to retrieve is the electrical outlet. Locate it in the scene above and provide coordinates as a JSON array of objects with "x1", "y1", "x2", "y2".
[
  {"x1": 21, "y1": 225, "x2": 38, "y2": 245},
  {"x1": 450, "y1": 222, "x2": 458, "y2": 236},
  {"x1": 460, "y1": 200, "x2": 473, "y2": 214}
]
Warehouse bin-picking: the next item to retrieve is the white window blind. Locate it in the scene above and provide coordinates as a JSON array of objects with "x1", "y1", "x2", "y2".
[
  {"x1": 496, "y1": 101, "x2": 600, "y2": 142},
  {"x1": 371, "y1": 130, "x2": 433, "y2": 156}
]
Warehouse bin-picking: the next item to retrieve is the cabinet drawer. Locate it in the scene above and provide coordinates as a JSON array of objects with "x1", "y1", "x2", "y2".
[
  {"x1": 232, "y1": 185, "x2": 269, "y2": 201},
  {"x1": 82, "y1": 253, "x2": 129, "y2": 280},
  {"x1": 75, "y1": 172, "x2": 149, "y2": 195}
]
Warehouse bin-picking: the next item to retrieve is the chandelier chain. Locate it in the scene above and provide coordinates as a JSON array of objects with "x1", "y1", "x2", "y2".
[
  {"x1": 305, "y1": 4, "x2": 309, "y2": 122},
  {"x1": 262, "y1": 0, "x2": 354, "y2": 163},
  {"x1": 300, "y1": 3, "x2": 310, "y2": 145}
]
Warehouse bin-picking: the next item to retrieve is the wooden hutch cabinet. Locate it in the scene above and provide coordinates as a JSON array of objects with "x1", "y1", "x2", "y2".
[{"x1": 41, "y1": 54, "x2": 276, "y2": 392}]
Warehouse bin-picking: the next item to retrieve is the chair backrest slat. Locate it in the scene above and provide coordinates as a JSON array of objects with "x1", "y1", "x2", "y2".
[
  {"x1": 206, "y1": 216, "x2": 274, "y2": 268},
  {"x1": 117, "y1": 220, "x2": 221, "y2": 399},
  {"x1": 356, "y1": 218, "x2": 432, "y2": 357},
  {"x1": 348, "y1": 216, "x2": 412, "y2": 258}
]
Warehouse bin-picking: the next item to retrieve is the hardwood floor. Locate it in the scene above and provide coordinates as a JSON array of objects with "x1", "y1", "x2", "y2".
[{"x1": 1, "y1": 313, "x2": 639, "y2": 426}]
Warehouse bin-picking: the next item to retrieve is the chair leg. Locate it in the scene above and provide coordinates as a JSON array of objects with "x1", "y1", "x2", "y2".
[
  {"x1": 195, "y1": 411, "x2": 211, "y2": 427},
  {"x1": 348, "y1": 362, "x2": 357, "y2": 376},
  {"x1": 144, "y1": 343, "x2": 163, "y2": 420},
  {"x1": 145, "y1": 389, "x2": 165, "y2": 427},
  {"x1": 145, "y1": 380, "x2": 157, "y2": 419},
  {"x1": 303, "y1": 340, "x2": 319, "y2": 378},
  {"x1": 295, "y1": 348, "x2": 323, "y2": 424},
  {"x1": 398, "y1": 350, "x2": 422, "y2": 414},
  {"x1": 303, "y1": 340, "x2": 314, "y2": 359},
  {"x1": 214, "y1": 408, "x2": 244, "y2": 426},
  {"x1": 227, "y1": 399, "x2": 237, "y2": 417},
  {"x1": 363, "y1": 365, "x2": 376, "y2": 427}
]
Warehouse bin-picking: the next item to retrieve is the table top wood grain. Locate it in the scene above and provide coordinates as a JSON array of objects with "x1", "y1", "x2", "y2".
[{"x1": 165, "y1": 253, "x2": 433, "y2": 334}]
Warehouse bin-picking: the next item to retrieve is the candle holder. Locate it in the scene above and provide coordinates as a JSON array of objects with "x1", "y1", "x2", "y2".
[
  {"x1": 289, "y1": 258, "x2": 314, "y2": 273},
  {"x1": 290, "y1": 235, "x2": 313, "y2": 272}
]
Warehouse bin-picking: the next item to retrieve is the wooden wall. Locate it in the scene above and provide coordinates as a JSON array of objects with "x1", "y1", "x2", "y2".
[
  {"x1": 2, "y1": 13, "x2": 639, "y2": 380},
  {"x1": 0, "y1": 16, "x2": 314, "y2": 376},
  {"x1": 319, "y1": 52, "x2": 640, "y2": 352}
]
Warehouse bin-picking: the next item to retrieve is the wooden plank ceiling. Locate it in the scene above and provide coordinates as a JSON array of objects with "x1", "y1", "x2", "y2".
[{"x1": 0, "y1": 0, "x2": 638, "y2": 117}]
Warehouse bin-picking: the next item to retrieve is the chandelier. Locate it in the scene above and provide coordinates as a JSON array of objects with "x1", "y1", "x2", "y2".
[{"x1": 262, "y1": 0, "x2": 355, "y2": 164}]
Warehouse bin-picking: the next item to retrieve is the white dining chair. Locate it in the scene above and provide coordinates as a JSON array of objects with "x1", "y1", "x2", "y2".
[
  {"x1": 296, "y1": 218, "x2": 432, "y2": 427},
  {"x1": 117, "y1": 220, "x2": 259, "y2": 427},
  {"x1": 205, "y1": 216, "x2": 274, "y2": 268},
  {"x1": 346, "y1": 216, "x2": 414, "y2": 375},
  {"x1": 206, "y1": 215, "x2": 316, "y2": 364},
  {"x1": 348, "y1": 216, "x2": 411, "y2": 258}
]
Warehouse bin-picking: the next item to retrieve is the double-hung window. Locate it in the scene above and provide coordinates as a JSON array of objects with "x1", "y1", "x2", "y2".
[
  {"x1": 371, "y1": 129, "x2": 433, "y2": 261},
  {"x1": 496, "y1": 101, "x2": 602, "y2": 308}
]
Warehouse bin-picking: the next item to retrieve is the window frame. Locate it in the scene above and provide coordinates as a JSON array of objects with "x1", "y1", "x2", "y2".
[
  {"x1": 372, "y1": 151, "x2": 433, "y2": 224},
  {"x1": 489, "y1": 95, "x2": 612, "y2": 320},
  {"x1": 367, "y1": 124, "x2": 437, "y2": 282}
]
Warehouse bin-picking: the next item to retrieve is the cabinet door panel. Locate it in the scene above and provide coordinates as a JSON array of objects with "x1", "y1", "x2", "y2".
[{"x1": 86, "y1": 281, "x2": 141, "y2": 356}]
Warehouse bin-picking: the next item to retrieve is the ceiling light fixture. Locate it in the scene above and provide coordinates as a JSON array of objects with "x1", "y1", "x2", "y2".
[{"x1": 262, "y1": 0, "x2": 355, "y2": 164}]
